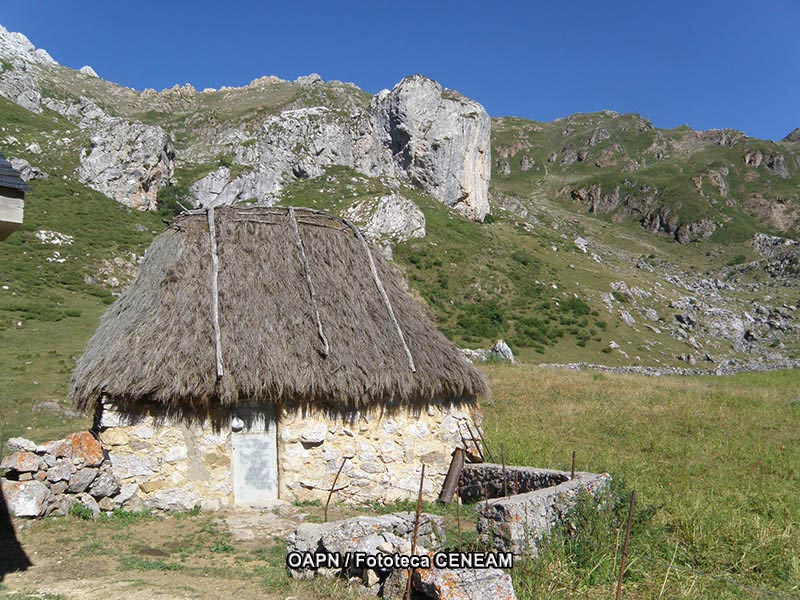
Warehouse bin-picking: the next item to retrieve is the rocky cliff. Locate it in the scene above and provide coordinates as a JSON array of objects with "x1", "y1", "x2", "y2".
[
  {"x1": 186, "y1": 76, "x2": 490, "y2": 220},
  {"x1": 0, "y1": 27, "x2": 490, "y2": 221}
]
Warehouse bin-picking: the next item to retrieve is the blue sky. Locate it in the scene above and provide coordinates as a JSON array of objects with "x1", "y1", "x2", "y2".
[{"x1": 3, "y1": 1, "x2": 798, "y2": 140}]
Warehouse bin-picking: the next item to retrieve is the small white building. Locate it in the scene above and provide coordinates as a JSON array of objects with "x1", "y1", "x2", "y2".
[{"x1": 0, "y1": 152, "x2": 27, "y2": 240}]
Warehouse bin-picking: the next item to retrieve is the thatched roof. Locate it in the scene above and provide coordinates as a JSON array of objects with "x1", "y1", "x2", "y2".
[{"x1": 71, "y1": 206, "x2": 488, "y2": 413}]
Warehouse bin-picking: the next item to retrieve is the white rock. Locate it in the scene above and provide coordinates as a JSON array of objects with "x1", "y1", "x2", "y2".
[
  {"x1": 2, "y1": 480, "x2": 50, "y2": 517},
  {"x1": 9, "y1": 157, "x2": 47, "y2": 181},
  {"x1": 34, "y1": 230, "x2": 73, "y2": 245},
  {"x1": 79, "y1": 65, "x2": 99, "y2": 78},
  {"x1": 343, "y1": 193, "x2": 425, "y2": 244},
  {"x1": 148, "y1": 486, "x2": 200, "y2": 511},
  {"x1": 0, "y1": 25, "x2": 57, "y2": 65},
  {"x1": 6, "y1": 437, "x2": 37, "y2": 452},
  {"x1": 108, "y1": 453, "x2": 155, "y2": 479},
  {"x1": 300, "y1": 422, "x2": 328, "y2": 445}
]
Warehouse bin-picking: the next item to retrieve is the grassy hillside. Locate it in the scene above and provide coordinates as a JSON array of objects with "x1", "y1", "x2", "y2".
[
  {"x1": 0, "y1": 97, "x2": 163, "y2": 439},
  {"x1": 492, "y1": 112, "x2": 800, "y2": 242},
  {"x1": 482, "y1": 364, "x2": 800, "y2": 598}
]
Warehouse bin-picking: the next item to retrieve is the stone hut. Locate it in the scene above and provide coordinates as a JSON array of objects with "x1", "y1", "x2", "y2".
[
  {"x1": 0, "y1": 151, "x2": 28, "y2": 240},
  {"x1": 70, "y1": 206, "x2": 488, "y2": 511}
]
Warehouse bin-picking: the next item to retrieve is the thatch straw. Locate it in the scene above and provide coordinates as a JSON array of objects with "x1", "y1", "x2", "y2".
[{"x1": 70, "y1": 206, "x2": 488, "y2": 414}]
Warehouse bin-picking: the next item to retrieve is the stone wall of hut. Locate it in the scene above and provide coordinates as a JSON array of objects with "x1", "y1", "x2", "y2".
[
  {"x1": 95, "y1": 400, "x2": 479, "y2": 510},
  {"x1": 279, "y1": 403, "x2": 478, "y2": 504}
]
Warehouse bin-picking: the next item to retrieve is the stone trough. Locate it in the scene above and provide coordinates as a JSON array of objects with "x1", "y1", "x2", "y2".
[{"x1": 459, "y1": 463, "x2": 611, "y2": 557}]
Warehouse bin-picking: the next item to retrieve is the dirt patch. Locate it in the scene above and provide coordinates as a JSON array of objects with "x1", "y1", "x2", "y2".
[{"x1": 0, "y1": 505, "x2": 360, "y2": 600}]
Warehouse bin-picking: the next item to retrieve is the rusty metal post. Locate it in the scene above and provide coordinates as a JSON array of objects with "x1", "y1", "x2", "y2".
[
  {"x1": 615, "y1": 489, "x2": 637, "y2": 600},
  {"x1": 501, "y1": 444, "x2": 508, "y2": 497},
  {"x1": 456, "y1": 484, "x2": 462, "y2": 551},
  {"x1": 571, "y1": 450, "x2": 576, "y2": 479},
  {"x1": 324, "y1": 457, "x2": 348, "y2": 523}
]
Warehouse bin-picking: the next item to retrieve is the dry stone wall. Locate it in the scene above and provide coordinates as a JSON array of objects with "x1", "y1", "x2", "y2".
[
  {"x1": 473, "y1": 467, "x2": 611, "y2": 557},
  {"x1": 279, "y1": 403, "x2": 477, "y2": 504},
  {"x1": 1, "y1": 432, "x2": 121, "y2": 517},
  {"x1": 93, "y1": 400, "x2": 478, "y2": 510}
]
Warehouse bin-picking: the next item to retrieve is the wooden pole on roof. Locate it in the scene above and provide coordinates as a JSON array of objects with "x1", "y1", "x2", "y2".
[
  {"x1": 343, "y1": 218, "x2": 416, "y2": 373},
  {"x1": 207, "y1": 206, "x2": 224, "y2": 379},
  {"x1": 289, "y1": 207, "x2": 330, "y2": 357}
]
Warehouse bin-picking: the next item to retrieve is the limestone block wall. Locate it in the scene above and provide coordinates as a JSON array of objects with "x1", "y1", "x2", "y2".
[
  {"x1": 97, "y1": 403, "x2": 232, "y2": 512},
  {"x1": 96, "y1": 400, "x2": 479, "y2": 509},
  {"x1": 278, "y1": 402, "x2": 477, "y2": 504}
]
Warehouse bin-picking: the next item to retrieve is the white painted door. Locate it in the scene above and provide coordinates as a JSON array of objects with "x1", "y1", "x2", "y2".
[{"x1": 231, "y1": 406, "x2": 278, "y2": 506}]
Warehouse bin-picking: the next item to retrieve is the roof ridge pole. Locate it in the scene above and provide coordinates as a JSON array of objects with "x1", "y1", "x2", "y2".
[
  {"x1": 343, "y1": 218, "x2": 417, "y2": 373},
  {"x1": 288, "y1": 207, "x2": 330, "y2": 357},
  {"x1": 207, "y1": 206, "x2": 224, "y2": 379}
]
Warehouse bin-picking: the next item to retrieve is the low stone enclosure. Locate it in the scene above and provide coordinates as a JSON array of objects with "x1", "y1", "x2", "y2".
[
  {"x1": 0, "y1": 432, "x2": 123, "y2": 518},
  {"x1": 461, "y1": 463, "x2": 611, "y2": 557},
  {"x1": 284, "y1": 462, "x2": 611, "y2": 599}
]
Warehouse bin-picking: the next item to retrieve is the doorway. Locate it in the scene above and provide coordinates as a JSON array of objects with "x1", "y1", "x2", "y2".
[{"x1": 231, "y1": 406, "x2": 278, "y2": 506}]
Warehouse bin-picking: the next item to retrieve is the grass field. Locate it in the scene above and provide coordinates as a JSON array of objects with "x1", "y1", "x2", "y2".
[
  {"x1": 481, "y1": 364, "x2": 800, "y2": 599},
  {"x1": 2, "y1": 365, "x2": 798, "y2": 599}
]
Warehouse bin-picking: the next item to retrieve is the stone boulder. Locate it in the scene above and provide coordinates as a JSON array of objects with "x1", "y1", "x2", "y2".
[
  {"x1": 488, "y1": 340, "x2": 515, "y2": 363},
  {"x1": 1, "y1": 451, "x2": 43, "y2": 473},
  {"x1": 2, "y1": 480, "x2": 50, "y2": 517},
  {"x1": 79, "y1": 65, "x2": 99, "y2": 78},
  {"x1": 286, "y1": 512, "x2": 446, "y2": 579},
  {"x1": 9, "y1": 157, "x2": 47, "y2": 181},
  {"x1": 413, "y1": 564, "x2": 516, "y2": 600}
]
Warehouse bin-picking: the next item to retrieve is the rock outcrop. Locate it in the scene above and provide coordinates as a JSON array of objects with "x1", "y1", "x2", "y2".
[
  {"x1": 189, "y1": 165, "x2": 280, "y2": 208},
  {"x1": 0, "y1": 67, "x2": 42, "y2": 113},
  {"x1": 370, "y1": 76, "x2": 491, "y2": 221},
  {"x1": 782, "y1": 128, "x2": 800, "y2": 143},
  {"x1": 0, "y1": 25, "x2": 57, "y2": 66},
  {"x1": 343, "y1": 193, "x2": 426, "y2": 245},
  {"x1": 190, "y1": 77, "x2": 490, "y2": 221},
  {"x1": 74, "y1": 106, "x2": 175, "y2": 210},
  {"x1": 0, "y1": 25, "x2": 56, "y2": 113}
]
